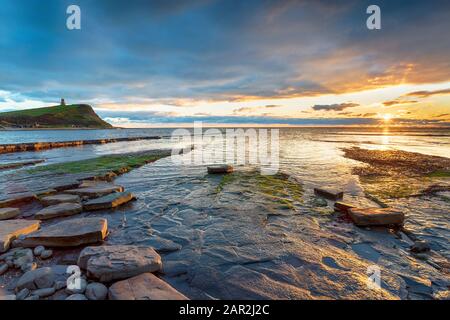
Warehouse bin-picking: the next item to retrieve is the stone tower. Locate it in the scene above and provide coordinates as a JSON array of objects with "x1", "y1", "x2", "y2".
[{"x1": 60, "y1": 98, "x2": 66, "y2": 106}]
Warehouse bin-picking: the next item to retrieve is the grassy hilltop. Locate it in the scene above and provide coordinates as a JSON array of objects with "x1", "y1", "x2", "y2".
[{"x1": 0, "y1": 104, "x2": 113, "y2": 129}]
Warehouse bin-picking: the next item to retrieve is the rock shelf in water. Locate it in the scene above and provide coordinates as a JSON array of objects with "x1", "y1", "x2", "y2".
[{"x1": 0, "y1": 136, "x2": 162, "y2": 154}]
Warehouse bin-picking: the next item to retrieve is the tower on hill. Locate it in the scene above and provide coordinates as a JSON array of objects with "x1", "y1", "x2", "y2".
[{"x1": 60, "y1": 98, "x2": 66, "y2": 106}]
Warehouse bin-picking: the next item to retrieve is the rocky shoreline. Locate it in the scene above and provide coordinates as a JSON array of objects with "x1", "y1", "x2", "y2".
[
  {"x1": 0, "y1": 149, "x2": 188, "y2": 300},
  {"x1": 0, "y1": 136, "x2": 162, "y2": 154},
  {"x1": 1, "y1": 145, "x2": 449, "y2": 300}
]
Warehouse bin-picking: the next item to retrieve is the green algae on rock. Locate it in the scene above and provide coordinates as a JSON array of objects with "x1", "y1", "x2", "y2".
[
  {"x1": 215, "y1": 171, "x2": 303, "y2": 210},
  {"x1": 27, "y1": 150, "x2": 171, "y2": 175},
  {"x1": 343, "y1": 147, "x2": 450, "y2": 199}
]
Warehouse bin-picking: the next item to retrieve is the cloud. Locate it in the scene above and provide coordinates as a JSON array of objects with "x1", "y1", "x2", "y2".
[
  {"x1": 383, "y1": 100, "x2": 418, "y2": 106},
  {"x1": 0, "y1": 0, "x2": 449, "y2": 106},
  {"x1": 312, "y1": 102, "x2": 359, "y2": 111},
  {"x1": 404, "y1": 88, "x2": 450, "y2": 98}
]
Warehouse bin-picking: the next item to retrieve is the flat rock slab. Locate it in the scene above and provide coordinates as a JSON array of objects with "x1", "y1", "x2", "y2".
[
  {"x1": 348, "y1": 207, "x2": 405, "y2": 227},
  {"x1": 83, "y1": 192, "x2": 135, "y2": 211},
  {"x1": 0, "y1": 207, "x2": 20, "y2": 220},
  {"x1": 78, "y1": 245, "x2": 162, "y2": 282},
  {"x1": 0, "y1": 220, "x2": 40, "y2": 253},
  {"x1": 35, "y1": 203, "x2": 83, "y2": 220},
  {"x1": 0, "y1": 194, "x2": 37, "y2": 208},
  {"x1": 108, "y1": 273, "x2": 188, "y2": 300},
  {"x1": 14, "y1": 218, "x2": 107, "y2": 248},
  {"x1": 40, "y1": 194, "x2": 81, "y2": 206},
  {"x1": 64, "y1": 184, "x2": 124, "y2": 198},
  {"x1": 314, "y1": 188, "x2": 344, "y2": 200},
  {"x1": 334, "y1": 202, "x2": 355, "y2": 214}
]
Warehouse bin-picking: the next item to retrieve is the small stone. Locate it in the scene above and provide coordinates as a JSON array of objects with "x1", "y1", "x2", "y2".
[
  {"x1": 16, "y1": 288, "x2": 30, "y2": 300},
  {"x1": 85, "y1": 282, "x2": 108, "y2": 300},
  {"x1": 33, "y1": 246, "x2": 45, "y2": 256},
  {"x1": 314, "y1": 188, "x2": 344, "y2": 200},
  {"x1": 0, "y1": 263, "x2": 8, "y2": 275},
  {"x1": 21, "y1": 262, "x2": 37, "y2": 273},
  {"x1": 410, "y1": 240, "x2": 431, "y2": 253},
  {"x1": 13, "y1": 248, "x2": 34, "y2": 269},
  {"x1": 54, "y1": 280, "x2": 66, "y2": 291},
  {"x1": 65, "y1": 278, "x2": 87, "y2": 294},
  {"x1": 66, "y1": 294, "x2": 88, "y2": 300},
  {"x1": 207, "y1": 165, "x2": 233, "y2": 174},
  {"x1": 24, "y1": 295, "x2": 39, "y2": 300},
  {"x1": 40, "y1": 249, "x2": 53, "y2": 260},
  {"x1": 32, "y1": 287, "x2": 56, "y2": 298},
  {"x1": 0, "y1": 207, "x2": 20, "y2": 220}
]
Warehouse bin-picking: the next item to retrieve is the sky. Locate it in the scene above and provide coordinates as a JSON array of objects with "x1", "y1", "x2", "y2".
[{"x1": 0, "y1": 0, "x2": 449, "y2": 127}]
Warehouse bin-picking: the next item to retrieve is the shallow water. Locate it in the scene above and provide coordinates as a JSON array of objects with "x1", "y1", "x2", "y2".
[{"x1": 1, "y1": 127, "x2": 449, "y2": 299}]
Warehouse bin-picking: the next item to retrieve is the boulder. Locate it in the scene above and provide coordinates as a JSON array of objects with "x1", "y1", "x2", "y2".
[
  {"x1": 207, "y1": 165, "x2": 234, "y2": 174},
  {"x1": 314, "y1": 188, "x2": 344, "y2": 200},
  {"x1": 16, "y1": 267, "x2": 55, "y2": 290},
  {"x1": 108, "y1": 273, "x2": 188, "y2": 300},
  {"x1": 16, "y1": 288, "x2": 30, "y2": 300},
  {"x1": 348, "y1": 207, "x2": 405, "y2": 227},
  {"x1": 14, "y1": 218, "x2": 108, "y2": 248},
  {"x1": 0, "y1": 219, "x2": 40, "y2": 253},
  {"x1": 78, "y1": 245, "x2": 162, "y2": 282},
  {"x1": 21, "y1": 262, "x2": 37, "y2": 272},
  {"x1": 32, "y1": 287, "x2": 56, "y2": 298},
  {"x1": 34, "y1": 203, "x2": 83, "y2": 220},
  {"x1": 83, "y1": 192, "x2": 135, "y2": 211},
  {"x1": 64, "y1": 184, "x2": 124, "y2": 199},
  {"x1": 40, "y1": 194, "x2": 81, "y2": 206},
  {"x1": 85, "y1": 282, "x2": 108, "y2": 300},
  {"x1": 0, "y1": 208, "x2": 20, "y2": 220}
]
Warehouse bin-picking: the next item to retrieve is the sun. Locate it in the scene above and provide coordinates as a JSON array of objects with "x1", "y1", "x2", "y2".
[{"x1": 382, "y1": 113, "x2": 392, "y2": 122}]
